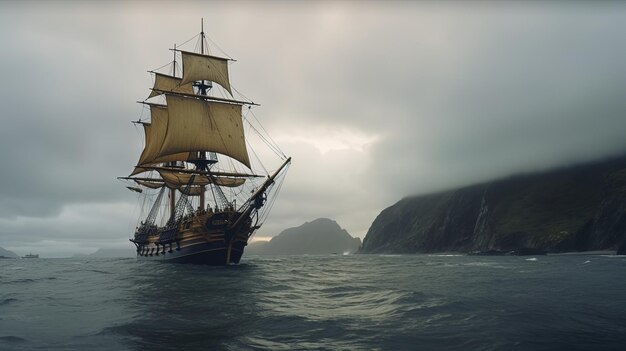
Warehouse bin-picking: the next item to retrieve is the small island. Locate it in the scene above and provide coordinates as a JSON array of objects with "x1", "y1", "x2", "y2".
[
  {"x1": 0, "y1": 246, "x2": 19, "y2": 259},
  {"x1": 246, "y1": 218, "x2": 361, "y2": 255}
]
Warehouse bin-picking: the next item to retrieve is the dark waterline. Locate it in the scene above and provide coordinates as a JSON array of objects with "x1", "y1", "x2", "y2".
[{"x1": 1, "y1": 255, "x2": 625, "y2": 350}]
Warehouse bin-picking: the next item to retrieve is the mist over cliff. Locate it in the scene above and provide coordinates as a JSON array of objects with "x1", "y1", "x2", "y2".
[
  {"x1": 0, "y1": 246, "x2": 18, "y2": 258},
  {"x1": 360, "y1": 155, "x2": 626, "y2": 254}
]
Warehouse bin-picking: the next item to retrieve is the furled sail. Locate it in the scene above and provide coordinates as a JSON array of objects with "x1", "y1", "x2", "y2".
[
  {"x1": 148, "y1": 73, "x2": 195, "y2": 99},
  {"x1": 159, "y1": 170, "x2": 245, "y2": 188},
  {"x1": 180, "y1": 51, "x2": 232, "y2": 94},
  {"x1": 178, "y1": 186, "x2": 204, "y2": 196},
  {"x1": 135, "y1": 123, "x2": 152, "y2": 169},
  {"x1": 130, "y1": 167, "x2": 149, "y2": 176},
  {"x1": 212, "y1": 177, "x2": 246, "y2": 187},
  {"x1": 135, "y1": 105, "x2": 191, "y2": 167},
  {"x1": 158, "y1": 94, "x2": 250, "y2": 168},
  {"x1": 131, "y1": 165, "x2": 262, "y2": 178},
  {"x1": 160, "y1": 171, "x2": 210, "y2": 186},
  {"x1": 126, "y1": 186, "x2": 143, "y2": 193},
  {"x1": 134, "y1": 180, "x2": 164, "y2": 189}
]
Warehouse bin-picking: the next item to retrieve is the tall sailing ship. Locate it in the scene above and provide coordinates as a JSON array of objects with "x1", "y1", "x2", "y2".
[{"x1": 119, "y1": 24, "x2": 290, "y2": 265}]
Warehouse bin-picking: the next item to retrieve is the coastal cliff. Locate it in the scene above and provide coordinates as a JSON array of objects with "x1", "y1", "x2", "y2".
[
  {"x1": 360, "y1": 155, "x2": 626, "y2": 254},
  {"x1": 0, "y1": 246, "x2": 18, "y2": 258}
]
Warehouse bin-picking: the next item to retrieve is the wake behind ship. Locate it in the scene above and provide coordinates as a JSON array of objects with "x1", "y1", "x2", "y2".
[{"x1": 119, "y1": 23, "x2": 290, "y2": 265}]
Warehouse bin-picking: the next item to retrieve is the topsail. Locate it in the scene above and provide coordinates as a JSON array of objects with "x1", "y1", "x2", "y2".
[
  {"x1": 148, "y1": 73, "x2": 194, "y2": 99},
  {"x1": 158, "y1": 94, "x2": 250, "y2": 168},
  {"x1": 135, "y1": 105, "x2": 191, "y2": 168},
  {"x1": 180, "y1": 51, "x2": 232, "y2": 94}
]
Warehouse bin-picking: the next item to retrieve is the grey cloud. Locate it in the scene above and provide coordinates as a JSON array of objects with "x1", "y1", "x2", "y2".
[{"x1": 2, "y1": 1, "x2": 626, "y2": 255}]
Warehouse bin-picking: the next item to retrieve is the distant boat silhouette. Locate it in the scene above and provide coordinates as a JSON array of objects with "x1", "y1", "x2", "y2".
[{"x1": 22, "y1": 253, "x2": 39, "y2": 259}]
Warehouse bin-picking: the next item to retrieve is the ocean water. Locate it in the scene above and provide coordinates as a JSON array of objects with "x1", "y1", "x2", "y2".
[{"x1": 1, "y1": 254, "x2": 625, "y2": 351}]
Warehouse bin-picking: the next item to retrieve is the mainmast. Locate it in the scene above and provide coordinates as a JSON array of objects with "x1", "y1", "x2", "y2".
[
  {"x1": 169, "y1": 43, "x2": 177, "y2": 221},
  {"x1": 191, "y1": 18, "x2": 219, "y2": 211},
  {"x1": 199, "y1": 18, "x2": 211, "y2": 95},
  {"x1": 199, "y1": 19, "x2": 207, "y2": 210}
]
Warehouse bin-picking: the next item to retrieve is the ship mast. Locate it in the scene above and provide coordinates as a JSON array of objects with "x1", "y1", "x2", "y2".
[
  {"x1": 198, "y1": 19, "x2": 207, "y2": 210},
  {"x1": 190, "y1": 18, "x2": 221, "y2": 211},
  {"x1": 199, "y1": 18, "x2": 210, "y2": 95},
  {"x1": 169, "y1": 44, "x2": 177, "y2": 221}
]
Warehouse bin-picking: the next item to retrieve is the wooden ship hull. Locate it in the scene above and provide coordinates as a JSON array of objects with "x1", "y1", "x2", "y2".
[{"x1": 132, "y1": 210, "x2": 255, "y2": 265}]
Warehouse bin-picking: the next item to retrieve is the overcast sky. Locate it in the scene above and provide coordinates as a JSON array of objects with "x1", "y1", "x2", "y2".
[{"x1": 2, "y1": 1, "x2": 626, "y2": 257}]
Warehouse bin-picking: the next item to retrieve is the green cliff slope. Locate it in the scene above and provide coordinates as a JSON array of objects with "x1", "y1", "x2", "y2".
[{"x1": 361, "y1": 155, "x2": 626, "y2": 253}]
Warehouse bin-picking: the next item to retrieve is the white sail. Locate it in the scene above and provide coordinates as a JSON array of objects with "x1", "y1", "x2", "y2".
[
  {"x1": 158, "y1": 94, "x2": 250, "y2": 168},
  {"x1": 180, "y1": 51, "x2": 232, "y2": 94},
  {"x1": 148, "y1": 73, "x2": 195, "y2": 99},
  {"x1": 135, "y1": 105, "x2": 191, "y2": 167},
  {"x1": 159, "y1": 170, "x2": 245, "y2": 188}
]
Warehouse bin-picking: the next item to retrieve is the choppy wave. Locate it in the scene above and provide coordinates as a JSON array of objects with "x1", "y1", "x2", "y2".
[
  {"x1": 0, "y1": 336, "x2": 26, "y2": 343},
  {"x1": 1, "y1": 255, "x2": 626, "y2": 350},
  {"x1": 0, "y1": 298, "x2": 18, "y2": 306}
]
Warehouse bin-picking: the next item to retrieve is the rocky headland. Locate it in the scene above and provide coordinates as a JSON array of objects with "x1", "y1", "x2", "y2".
[
  {"x1": 247, "y1": 218, "x2": 361, "y2": 255},
  {"x1": 360, "y1": 155, "x2": 626, "y2": 254},
  {"x1": 0, "y1": 246, "x2": 18, "y2": 258}
]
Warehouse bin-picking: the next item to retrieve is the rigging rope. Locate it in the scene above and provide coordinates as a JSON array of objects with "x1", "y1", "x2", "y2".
[
  {"x1": 246, "y1": 138, "x2": 268, "y2": 175},
  {"x1": 145, "y1": 186, "x2": 166, "y2": 226},
  {"x1": 258, "y1": 166, "x2": 288, "y2": 225},
  {"x1": 205, "y1": 35, "x2": 234, "y2": 60},
  {"x1": 248, "y1": 108, "x2": 287, "y2": 158},
  {"x1": 178, "y1": 33, "x2": 201, "y2": 49},
  {"x1": 150, "y1": 60, "x2": 174, "y2": 74},
  {"x1": 231, "y1": 86, "x2": 254, "y2": 104},
  {"x1": 244, "y1": 114, "x2": 285, "y2": 160}
]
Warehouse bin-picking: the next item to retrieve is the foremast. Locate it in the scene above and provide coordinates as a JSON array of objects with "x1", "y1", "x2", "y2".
[
  {"x1": 168, "y1": 44, "x2": 177, "y2": 221},
  {"x1": 230, "y1": 157, "x2": 292, "y2": 231}
]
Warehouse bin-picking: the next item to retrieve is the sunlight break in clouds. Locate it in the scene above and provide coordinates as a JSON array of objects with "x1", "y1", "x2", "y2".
[{"x1": 275, "y1": 127, "x2": 379, "y2": 154}]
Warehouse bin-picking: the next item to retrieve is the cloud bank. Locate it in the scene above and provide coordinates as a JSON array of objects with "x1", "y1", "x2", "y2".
[{"x1": 1, "y1": 1, "x2": 626, "y2": 256}]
